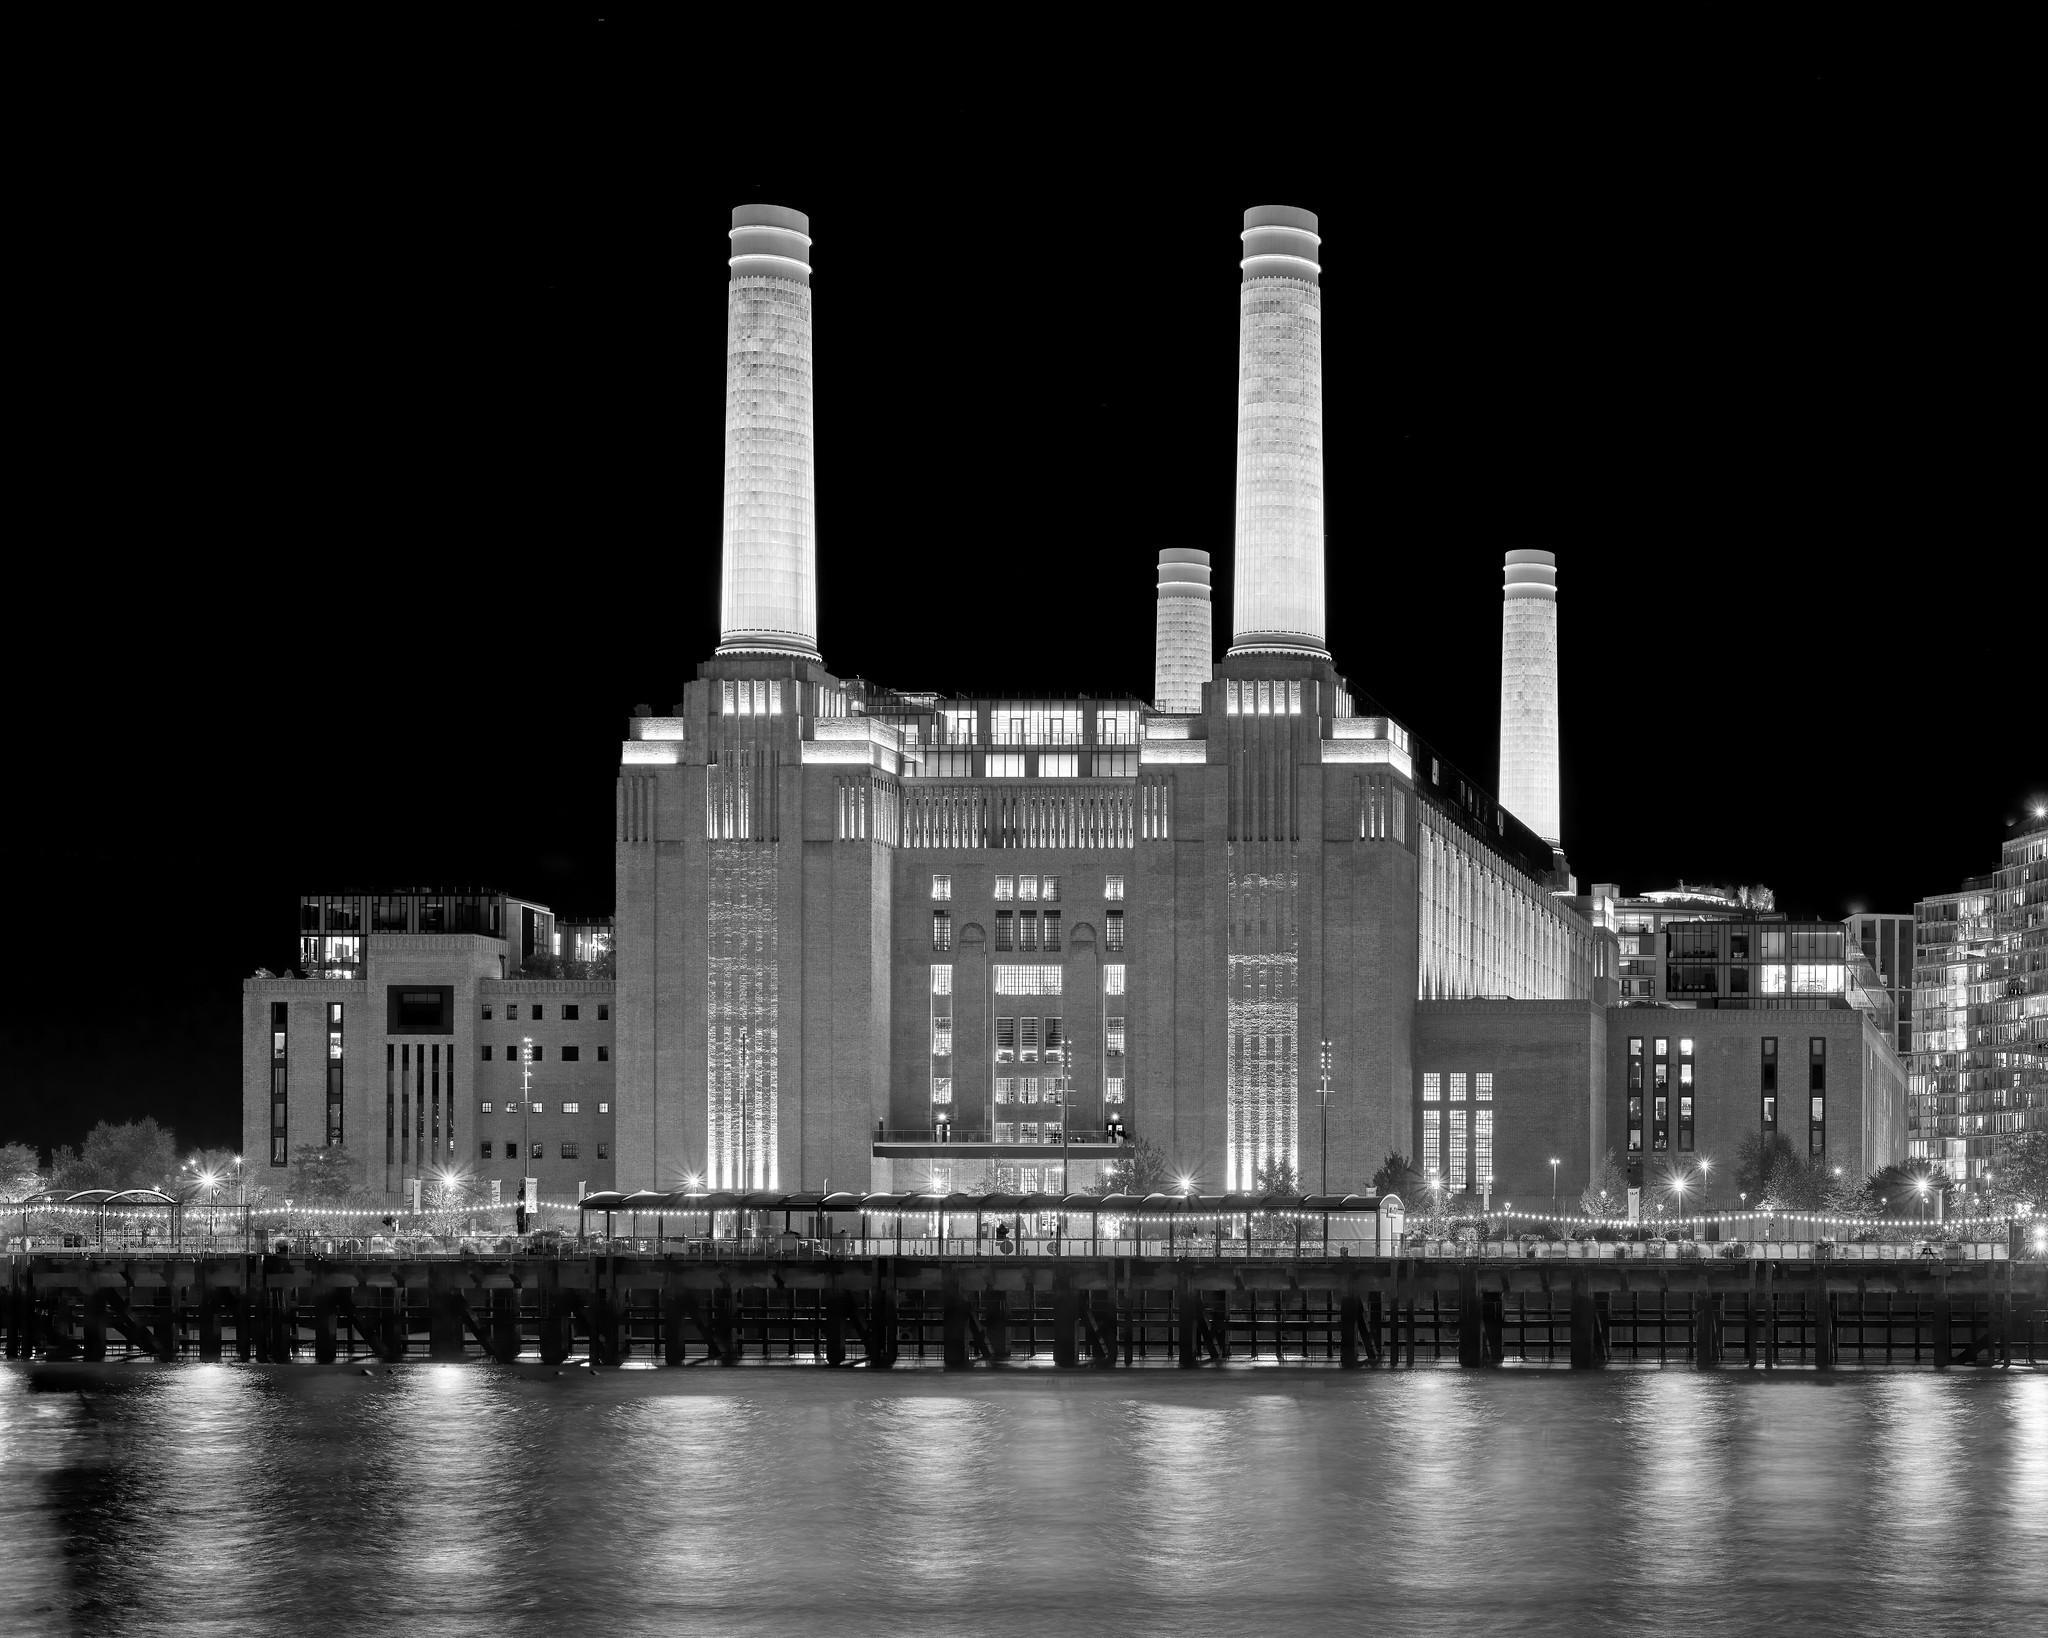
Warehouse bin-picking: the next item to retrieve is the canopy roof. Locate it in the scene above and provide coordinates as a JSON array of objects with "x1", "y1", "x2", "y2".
[
  {"x1": 14, "y1": 1188, "x2": 179, "y2": 1206},
  {"x1": 574, "y1": 1189, "x2": 1383, "y2": 1214}
]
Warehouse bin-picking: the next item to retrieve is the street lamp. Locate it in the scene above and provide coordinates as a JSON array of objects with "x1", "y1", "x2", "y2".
[
  {"x1": 1698, "y1": 1157, "x2": 1713, "y2": 1214},
  {"x1": 1549, "y1": 1157, "x2": 1560, "y2": 1215}
]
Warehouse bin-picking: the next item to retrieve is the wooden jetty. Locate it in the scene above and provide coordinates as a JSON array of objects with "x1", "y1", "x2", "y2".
[{"x1": 7, "y1": 1251, "x2": 2044, "y2": 1370}]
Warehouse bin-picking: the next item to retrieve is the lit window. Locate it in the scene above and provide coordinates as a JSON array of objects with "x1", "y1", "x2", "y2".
[
  {"x1": 1450, "y1": 1073, "x2": 1467, "y2": 1102},
  {"x1": 931, "y1": 965, "x2": 952, "y2": 995},
  {"x1": 479, "y1": 1101, "x2": 494, "y2": 1114},
  {"x1": 987, "y1": 752, "x2": 1024, "y2": 778},
  {"x1": 933, "y1": 911, "x2": 953, "y2": 951},
  {"x1": 1019, "y1": 876, "x2": 1039, "y2": 901},
  {"x1": 1475, "y1": 1073, "x2": 1492, "y2": 1101},
  {"x1": 598, "y1": 1102, "x2": 609, "y2": 1114},
  {"x1": 529, "y1": 1142, "x2": 544, "y2": 1160},
  {"x1": 562, "y1": 1101, "x2": 580, "y2": 1114},
  {"x1": 1021, "y1": 1123, "x2": 1041, "y2": 1144},
  {"x1": 1041, "y1": 876, "x2": 1060, "y2": 902},
  {"x1": 1104, "y1": 1076, "x2": 1125, "y2": 1104},
  {"x1": 932, "y1": 873, "x2": 952, "y2": 901},
  {"x1": 995, "y1": 910, "x2": 1014, "y2": 950},
  {"x1": 993, "y1": 966, "x2": 1062, "y2": 995},
  {"x1": 932, "y1": 1078, "x2": 953, "y2": 1104},
  {"x1": 1020, "y1": 1078, "x2": 1040, "y2": 1103},
  {"x1": 1105, "y1": 875, "x2": 1125, "y2": 902},
  {"x1": 1105, "y1": 909, "x2": 1125, "y2": 951},
  {"x1": 1105, "y1": 1017, "x2": 1126, "y2": 1055},
  {"x1": 531, "y1": 1102, "x2": 545, "y2": 1114},
  {"x1": 995, "y1": 876, "x2": 1015, "y2": 901},
  {"x1": 995, "y1": 1123, "x2": 1017, "y2": 1144},
  {"x1": 1020, "y1": 1017, "x2": 1041, "y2": 1062},
  {"x1": 1104, "y1": 964, "x2": 1125, "y2": 996},
  {"x1": 994, "y1": 1078, "x2": 1015, "y2": 1103},
  {"x1": 1679, "y1": 1038, "x2": 1694, "y2": 1057},
  {"x1": 996, "y1": 1018, "x2": 1016, "y2": 1062},
  {"x1": 1039, "y1": 753, "x2": 1078, "y2": 777},
  {"x1": 561, "y1": 1141, "x2": 580, "y2": 1159},
  {"x1": 1422, "y1": 1072, "x2": 1441, "y2": 1102},
  {"x1": 932, "y1": 1023, "x2": 953, "y2": 1056}
]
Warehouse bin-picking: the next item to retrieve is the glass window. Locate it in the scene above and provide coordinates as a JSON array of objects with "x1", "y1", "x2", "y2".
[
  {"x1": 932, "y1": 873, "x2": 952, "y2": 901},
  {"x1": 1450, "y1": 1073, "x2": 1467, "y2": 1101},
  {"x1": 597, "y1": 1143, "x2": 610, "y2": 1160},
  {"x1": 598, "y1": 1004, "x2": 609, "y2": 1022},
  {"x1": 482, "y1": 1005, "x2": 493, "y2": 1021},
  {"x1": 599, "y1": 1102, "x2": 609, "y2": 1114},
  {"x1": 933, "y1": 911, "x2": 953, "y2": 951},
  {"x1": 1423, "y1": 1072, "x2": 1441, "y2": 1101},
  {"x1": 1104, "y1": 876, "x2": 1125, "y2": 902},
  {"x1": 1475, "y1": 1073, "x2": 1493, "y2": 1101},
  {"x1": 562, "y1": 1045, "x2": 580, "y2": 1062},
  {"x1": 563, "y1": 1004, "x2": 579, "y2": 1022},
  {"x1": 1105, "y1": 1017, "x2": 1126, "y2": 1055},
  {"x1": 480, "y1": 1045, "x2": 493, "y2": 1061},
  {"x1": 1105, "y1": 909, "x2": 1125, "y2": 951},
  {"x1": 480, "y1": 1141, "x2": 492, "y2": 1160},
  {"x1": 597, "y1": 1046, "x2": 609, "y2": 1062},
  {"x1": 932, "y1": 965, "x2": 952, "y2": 994},
  {"x1": 479, "y1": 1101, "x2": 494, "y2": 1114},
  {"x1": 1041, "y1": 876, "x2": 1060, "y2": 902},
  {"x1": 995, "y1": 876, "x2": 1016, "y2": 900},
  {"x1": 1103, "y1": 964, "x2": 1125, "y2": 995}
]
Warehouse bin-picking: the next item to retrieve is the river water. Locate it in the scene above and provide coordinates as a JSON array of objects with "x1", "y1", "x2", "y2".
[{"x1": 2, "y1": 1361, "x2": 2042, "y2": 1636}]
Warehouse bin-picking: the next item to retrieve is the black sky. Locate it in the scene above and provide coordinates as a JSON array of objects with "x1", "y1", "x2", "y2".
[{"x1": 5, "y1": 16, "x2": 2036, "y2": 1160}]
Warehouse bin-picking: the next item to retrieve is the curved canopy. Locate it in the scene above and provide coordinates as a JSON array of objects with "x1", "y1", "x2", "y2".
[{"x1": 15, "y1": 1187, "x2": 178, "y2": 1207}]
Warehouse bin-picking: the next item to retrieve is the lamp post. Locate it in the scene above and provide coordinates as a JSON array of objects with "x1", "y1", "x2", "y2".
[
  {"x1": 1317, "y1": 1040, "x2": 1333, "y2": 1197},
  {"x1": 1549, "y1": 1157, "x2": 1560, "y2": 1216}
]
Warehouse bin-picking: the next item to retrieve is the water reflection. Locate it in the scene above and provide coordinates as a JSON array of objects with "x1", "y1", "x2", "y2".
[{"x1": 3, "y1": 1364, "x2": 2045, "y2": 1636}]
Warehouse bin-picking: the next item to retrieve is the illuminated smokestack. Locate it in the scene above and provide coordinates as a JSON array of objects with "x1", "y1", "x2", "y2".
[
  {"x1": 717, "y1": 203, "x2": 819, "y2": 660},
  {"x1": 1498, "y1": 549, "x2": 1561, "y2": 847},
  {"x1": 1228, "y1": 205, "x2": 1326, "y2": 658},
  {"x1": 1154, "y1": 549, "x2": 1212, "y2": 712}
]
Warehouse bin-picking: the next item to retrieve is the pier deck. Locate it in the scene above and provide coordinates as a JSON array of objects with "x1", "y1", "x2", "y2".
[{"x1": 8, "y1": 1251, "x2": 2044, "y2": 1371}]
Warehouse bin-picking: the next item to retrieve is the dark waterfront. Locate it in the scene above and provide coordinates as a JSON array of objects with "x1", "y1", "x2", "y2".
[{"x1": 3, "y1": 1365, "x2": 2043, "y2": 1636}]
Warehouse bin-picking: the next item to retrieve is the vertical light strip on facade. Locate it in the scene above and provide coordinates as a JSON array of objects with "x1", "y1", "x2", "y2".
[
  {"x1": 718, "y1": 203, "x2": 820, "y2": 659},
  {"x1": 1229, "y1": 206, "x2": 1327, "y2": 657},
  {"x1": 1498, "y1": 548, "x2": 1561, "y2": 846}
]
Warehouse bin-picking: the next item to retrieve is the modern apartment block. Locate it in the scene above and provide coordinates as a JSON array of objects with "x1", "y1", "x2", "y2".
[
  {"x1": 1846, "y1": 911, "x2": 1915, "y2": 1054},
  {"x1": 244, "y1": 888, "x2": 617, "y2": 1205},
  {"x1": 1909, "y1": 810, "x2": 2048, "y2": 1180}
]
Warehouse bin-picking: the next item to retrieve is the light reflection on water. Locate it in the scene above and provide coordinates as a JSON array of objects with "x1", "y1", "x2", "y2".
[{"x1": 2, "y1": 1364, "x2": 2044, "y2": 1637}]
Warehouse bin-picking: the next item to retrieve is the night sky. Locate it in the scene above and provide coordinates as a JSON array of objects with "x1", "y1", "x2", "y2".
[{"x1": 7, "y1": 17, "x2": 2035, "y2": 1161}]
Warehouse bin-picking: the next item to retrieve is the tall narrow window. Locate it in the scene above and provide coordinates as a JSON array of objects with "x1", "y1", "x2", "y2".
[
  {"x1": 1474, "y1": 1109, "x2": 1494, "y2": 1194},
  {"x1": 931, "y1": 873, "x2": 952, "y2": 901},
  {"x1": 995, "y1": 1017, "x2": 1016, "y2": 1063},
  {"x1": 1044, "y1": 1018, "x2": 1064, "y2": 1063},
  {"x1": 1761, "y1": 1037, "x2": 1778, "y2": 1132},
  {"x1": 1626, "y1": 1038, "x2": 1644, "y2": 1155},
  {"x1": 1103, "y1": 964, "x2": 1125, "y2": 995},
  {"x1": 1041, "y1": 876, "x2": 1060, "y2": 902},
  {"x1": 1020, "y1": 1018, "x2": 1040, "y2": 1062},
  {"x1": 325, "y1": 1002, "x2": 345, "y2": 1147},
  {"x1": 269, "y1": 1002, "x2": 289, "y2": 1166},
  {"x1": 1450, "y1": 1072, "x2": 1467, "y2": 1102},
  {"x1": 1809, "y1": 1037, "x2": 1826, "y2": 1157},
  {"x1": 1105, "y1": 1017, "x2": 1126, "y2": 1055},
  {"x1": 1105, "y1": 908, "x2": 1125, "y2": 951},
  {"x1": 1652, "y1": 1039, "x2": 1670, "y2": 1151},
  {"x1": 1018, "y1": 910, "x2": 1038, "y2": 952},
  {"x1": 931, "y1": 965, "x2": 952, "y2": 995},
  {"x1": 1677, "y1": 1040, "x2": 1695, "y2": 1151},
  {"x1": 933, "y1": 910, "x2": 953, "y2": 951},
  {"x1": 385, "y1": 1043, "x2": 395, "y2": 1167},
  {"x1": 1449, "y1": 1109, "x2": 1468, "y2": 1191},
  {"x1": 1423, "y1": 1108, "x2": 1442, "y2": 1178},
  {"x1": 996, "y1": 910, "x2": 1014, "y2": 951},
  {"x1": 1043, "y1": 910, "x2": 1060, "y2": 951}
]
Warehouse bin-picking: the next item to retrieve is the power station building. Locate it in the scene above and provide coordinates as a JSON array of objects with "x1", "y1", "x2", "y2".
[{"x1": 241, "y1": 202, "x2": 1911, "y2": 1212}]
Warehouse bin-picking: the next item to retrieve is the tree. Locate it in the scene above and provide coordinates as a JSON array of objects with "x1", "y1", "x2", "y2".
[
  {"x1": 1580, "y1": 1150, "x2": 1626, "y2": 1217},
  {"x1": 1371, "y1": 1152, "x2": 1423, "y2": 1201},
  {"x1": 1867, "y1": 1159, "x2": 1956, "y2": 1218},
  {"x1": 1087, "y1": 1136, "x2": 1176, "y2": 1197},
  {"x1": 285, "y1": 1144, "x2": 366, "y2": 1205},
  {"x1": 0, "y1": 1141, "x2": 45, "y2": 1200},
  {"x1": 49, "y1": 1119, "x2": 180, "y2": 1193},
  {"x1": 1989, "y1": 1126, "x2": 2048, "y2": 1213},
  {"x1": 1735, "y1": 884, "x2": 1776, "y2": 913},
  {"x1": 1250, "y1": 1155, "x2": 1302, "y2": 1246}
]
